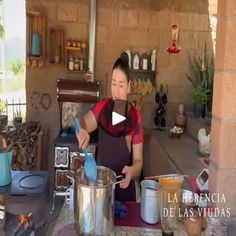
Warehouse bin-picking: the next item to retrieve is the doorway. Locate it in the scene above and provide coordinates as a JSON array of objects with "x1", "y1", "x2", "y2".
[{"x1": 0, "y1": 0, "x2": 26, "y2": 124}]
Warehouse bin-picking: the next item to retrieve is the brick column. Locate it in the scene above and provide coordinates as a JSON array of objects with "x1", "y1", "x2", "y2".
[{"x1": 209, "y1": 0, "x2": 236, "y2": 216}]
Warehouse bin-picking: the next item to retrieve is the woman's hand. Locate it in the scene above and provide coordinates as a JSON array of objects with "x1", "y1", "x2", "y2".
[
  {"x1": 76, "y1": 128, "x2": 90, "y2": 149},
  {"x1": 75, "y1": 113, "x2": 97, "y2": 149},
  {"x1": 120, "y1": 165, "x2": 134, "y2": 189}
]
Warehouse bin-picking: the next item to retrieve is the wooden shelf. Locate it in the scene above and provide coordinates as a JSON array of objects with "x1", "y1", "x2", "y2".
[
  {"x1": 67, "y1": 69, "x2": 86, "y2": 73},
  {"x1": 50, "y1": 27, "x2": 65, "y2": 64},
  {"x1": 65, "y1": 46, "x2": 85, "y2": 51},
  {"x1": 26, "y1": 11, "x2": 41, "y2": 17},
  {"x1": 65, "y1": 44, "x2": 87, "y2": 72},
  {"x1": 26, "y1": 11, "x2": 46, "y2": 69},
  {"x1": 120, "y1": 50, "x2": 156, "y2": 94},
  {"x1": 129, "y1": 69, "x2": 156, "y2": 96},
  {"x1": 26, "y1": 56, "x2": 45, "y2": 69},
  {"x1": 130, "y1": 69, "x2": 156, "y2": 86},
  {"x1": 28, "y1": 56, "x2": 43, "y2": 60},
  {"x1": 130, "y1": 69, "x2": 156, "y2": 74}
]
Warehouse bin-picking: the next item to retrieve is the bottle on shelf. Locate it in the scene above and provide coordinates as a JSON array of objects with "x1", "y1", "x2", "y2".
[
  {"x1": 79, "y1": 58, "x2": 84, "y2": 71},
  {"x1": 68, "y1": 56, "x2": 74, "y2": 71},
  {"x1": 141, "y1": 53, "x2": 149, "y2": 70},
  {"x1": 133, "y1": 53, "x2": 139, "y2": 70},
  {"x1": 74, "y1": 57, "x2": 79, "y2": 71},
  {"x1": 125, "y1": 49, "x2": 131, "y2": 69},
  {"x1": 151, "y1": 49, "x2": 156, "y2": 71}
]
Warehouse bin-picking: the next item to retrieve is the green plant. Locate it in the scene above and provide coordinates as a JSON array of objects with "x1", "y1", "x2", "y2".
[
  {"x1": 10, "y1": 59, "x2": 24, "y2": 76},
  {"x1": 186, "y1": 43, "x2": 214, "y2": 114},
  {"x1": 192, "y1": 81, "x2": 210, "y2": 106},
  {"x1": 10, "y1": 59, "x2": 24, "y2": 75},
  {"x1": 0, "y1": 23, "x2": 4, "y2": 39},
  {"x1": 14, "y1": 108, "x2": 21, "y2": 118},
  {"x1": 54, "y1": 46, "x2": 61, "y2": 57},
  {"x1": 0, "y1": 1, "x2": 4, "y2": 39},
  {"x1": 0, "y1": 99, "x2": 6, "y2": 114}
]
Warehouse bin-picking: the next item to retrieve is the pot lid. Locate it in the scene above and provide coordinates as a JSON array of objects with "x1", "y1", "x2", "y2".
[
  {"x1": 19, "y1": 174, "x2": 45, "y2": 189},
  {"x1": 0, "y1": 171, "x2": 49, "y2": 195}
]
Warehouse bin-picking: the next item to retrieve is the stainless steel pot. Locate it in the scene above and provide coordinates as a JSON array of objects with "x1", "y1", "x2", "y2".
[{"x1": 67, "y1": 166, "x2": 121, "y2": 236}]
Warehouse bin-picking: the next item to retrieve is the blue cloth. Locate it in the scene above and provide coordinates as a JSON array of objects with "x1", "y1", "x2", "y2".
[{"x1": 114, "y1": 201, "x2": 129, "y2": 218}]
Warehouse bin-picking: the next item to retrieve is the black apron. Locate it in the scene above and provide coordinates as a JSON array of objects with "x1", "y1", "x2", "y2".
[
  {"x1": 96, "y1": 100, "x2": 136, "y2": 201},
  {"x1": 96, "y1": 128, "x2": 136, "y2": 201}
]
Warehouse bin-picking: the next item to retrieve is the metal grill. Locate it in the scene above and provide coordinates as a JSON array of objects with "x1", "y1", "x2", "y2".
[{"x1": 1, "y1": 98, "x2": 26, "y2": 123}]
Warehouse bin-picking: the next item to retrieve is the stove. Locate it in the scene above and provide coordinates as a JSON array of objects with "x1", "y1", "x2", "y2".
[
  {"x1": 54, "y1": 131, "x2": 97, "y2": 191},
  {"x1": 0, "y1": 171, "x2": 49, "y2": 235},
  {"x1": 54, "y1": 79, "x2": 99, "y2": 194}
]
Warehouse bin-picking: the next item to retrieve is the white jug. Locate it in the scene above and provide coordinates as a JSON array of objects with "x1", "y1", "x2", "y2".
[{"x1": 140, "y1": 180, "x2": 160, "y2": 224}]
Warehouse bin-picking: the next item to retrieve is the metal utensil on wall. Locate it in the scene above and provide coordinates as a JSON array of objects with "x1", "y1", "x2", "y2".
[
  {"x1": 155, "y1": 84, "x2": 162, "y2": 104},
  {"x1": 156, "y1": 105, "x2": 165, "y2": 116},
  {"x1": 154, "y1": 83, "x2": 168, "y2": 130},
  {"x1": 162, "y1": 84, "x2": 168, "y2": 105}
]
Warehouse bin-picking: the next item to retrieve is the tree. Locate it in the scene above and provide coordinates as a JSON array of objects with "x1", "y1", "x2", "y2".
[
  {"x1": 0, "y1": 0, "x2": 3, "y2": 39},
  {"x1": 0, "y1": 23, "x2": 4, "y2": 39},
  {"x1": 10, "y1": 59, "x2": 24, "y2": 75}
]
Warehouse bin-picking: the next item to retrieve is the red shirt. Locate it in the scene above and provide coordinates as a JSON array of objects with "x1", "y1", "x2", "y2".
[{"x1": 91, "y1": 98, "x2": 143, "y2": 144}]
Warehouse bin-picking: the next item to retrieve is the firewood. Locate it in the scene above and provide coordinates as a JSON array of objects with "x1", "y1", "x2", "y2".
[{"x1": 5, "y1": 121, "x2": 41, "y2": 170}]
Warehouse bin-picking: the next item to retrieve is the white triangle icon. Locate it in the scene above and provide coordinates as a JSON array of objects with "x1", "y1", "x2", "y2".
[{"x1": 112, "y1": 111, "x2": 126, "y2": 125}]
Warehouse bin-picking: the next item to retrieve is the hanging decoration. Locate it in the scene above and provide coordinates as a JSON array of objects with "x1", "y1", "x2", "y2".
[{"x1": 167, "y1": 24, "x2": 181, "y2": 54}]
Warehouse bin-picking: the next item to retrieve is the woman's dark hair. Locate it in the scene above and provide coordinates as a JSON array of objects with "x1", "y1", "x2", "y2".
[{"x1": 112, "y1": 52, "x2": 130, "y2": 82}]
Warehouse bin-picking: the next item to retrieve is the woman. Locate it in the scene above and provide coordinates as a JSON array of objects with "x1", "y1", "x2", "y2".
[{"x1": 76, "y1": 55, "x2": 143, "y2": 201}]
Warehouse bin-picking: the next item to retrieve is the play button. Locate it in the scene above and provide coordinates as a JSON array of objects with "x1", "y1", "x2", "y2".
[
  {"x1": 99, "y1": 99, "x2": 138, "y2": 136},
  {"x1": 112, "y1": 111, "x2": 126, "y2": 125}
]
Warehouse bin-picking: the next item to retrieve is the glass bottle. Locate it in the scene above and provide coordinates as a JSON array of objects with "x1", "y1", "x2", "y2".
[
  {"x1": 79, "y1": 58, "x2": 84, "y2": 71},
  {"x1": 183, "y1": 207, "x2": 203, "y2": 236},
  {"x1": 151, "y1": 49, "x2": 156, "y2": 71},
  {"x1": 141, "y1": 53, "x2": 149, "y2": 70},
  {"x1": 133, "y1": 53, "x2": 139, "y2": 70},
  {"x1": 74, "y1": 57, "x2": 79, "y2": 71},
  {"x1": 159, "y1": 175, "x2": 184, "y2": 235},
  {"x1": 68, "y1": 56, "x2": 74, "y2": 71},
  {"x1": 205, "y1": 212, "x2": 226, "y2": 236}
]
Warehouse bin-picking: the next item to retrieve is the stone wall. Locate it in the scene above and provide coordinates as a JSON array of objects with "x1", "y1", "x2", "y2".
[
  {"x1": 209, "y1": 0, "x2": 236, "y2": 217},
  {"x1": 26, "y1": 0, "x2": 213, "y2": 184}
]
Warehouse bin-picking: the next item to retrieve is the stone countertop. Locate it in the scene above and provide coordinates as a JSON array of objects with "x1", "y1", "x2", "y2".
[
  {"x1": 51, "y1": 129, "x2": 205, "y2": 235},
  {"x1": 51, "y1": 202, "x2": 162, "y2": 235},
  {"x1": 52, "y1": 202, "x2": 194, "y2": 236},
  {"x1": 144, "y1": 129, "x2": 204, "y2": 177}
]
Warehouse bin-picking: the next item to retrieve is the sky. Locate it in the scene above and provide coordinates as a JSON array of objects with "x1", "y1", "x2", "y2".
[{"x1": 4, "y1": 0, "x2": 25, "y2": 40}]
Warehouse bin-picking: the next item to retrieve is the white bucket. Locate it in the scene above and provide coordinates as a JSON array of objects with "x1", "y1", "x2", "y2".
[{"x1": 140, "y1": 180, "x2": 160, "y2": 224}]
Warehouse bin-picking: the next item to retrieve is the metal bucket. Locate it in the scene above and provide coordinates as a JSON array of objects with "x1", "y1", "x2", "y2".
[
  {"x1": 140, "y1": 180, "x2": 160, "y2": 224},
  {"x1": 67, "y1": 166, "x2": 121, "y2": 236}
]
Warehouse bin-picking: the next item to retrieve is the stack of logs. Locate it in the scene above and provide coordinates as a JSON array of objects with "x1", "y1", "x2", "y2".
[{"x1": 5, "y1": 122, "x2": 41, "y2": 170}]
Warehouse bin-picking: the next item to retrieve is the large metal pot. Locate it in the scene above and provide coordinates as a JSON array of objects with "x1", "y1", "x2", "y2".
[{"x1": 68, "y1": 165, "x2": 121, "y2": 236}]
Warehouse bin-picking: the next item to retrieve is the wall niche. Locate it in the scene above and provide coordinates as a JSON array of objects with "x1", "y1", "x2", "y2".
[
  {"x1": 49, "y1": 27, "x2": 65, "y2": 65},
  {"x1": 26, "y1": 11, "x2": 47, "y2": 69}
]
